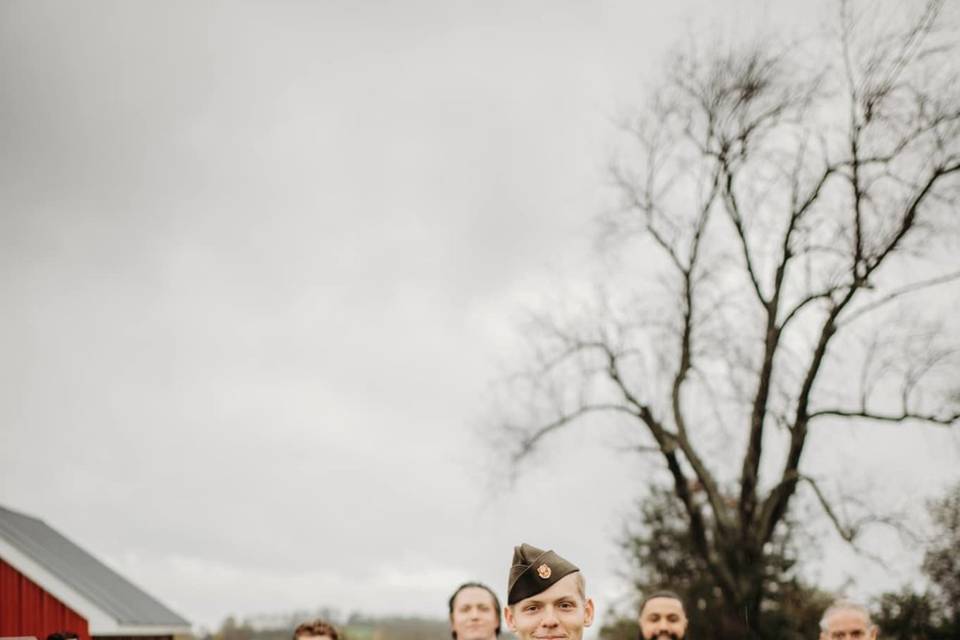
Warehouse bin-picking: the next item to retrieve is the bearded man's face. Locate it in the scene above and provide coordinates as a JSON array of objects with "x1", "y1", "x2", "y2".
[{"x1": 638, "y1": 597, "x2": 687, "y2": 640}]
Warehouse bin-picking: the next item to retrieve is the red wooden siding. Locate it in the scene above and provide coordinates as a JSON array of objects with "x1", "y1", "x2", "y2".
[{"x1": 0, "y1": 556, "x2": 90, "y2": 640}]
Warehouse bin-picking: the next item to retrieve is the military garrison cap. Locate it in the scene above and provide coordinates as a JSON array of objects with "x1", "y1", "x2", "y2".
[{"x1": 507, "y1": 543, "x2": 579, "y2": 604}]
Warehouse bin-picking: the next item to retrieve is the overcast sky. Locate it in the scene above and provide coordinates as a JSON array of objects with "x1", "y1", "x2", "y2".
[{"x1": 2, "y1": 0, "x2": 959, "y2": 636}]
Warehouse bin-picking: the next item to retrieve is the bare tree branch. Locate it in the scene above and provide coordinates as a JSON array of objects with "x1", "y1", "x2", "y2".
[
  {"x1": 800, "y1": 473, "x2": 857, "y2": 542},
  {"x1": 508, "y1": 402, "x2": 646, "y2": 463},
  {"x1": 839, "y1": 269, "x2": 960, "y2": 326},
  {"x1": 808, "y1": 408, "x2": 960, "y2": 426}
]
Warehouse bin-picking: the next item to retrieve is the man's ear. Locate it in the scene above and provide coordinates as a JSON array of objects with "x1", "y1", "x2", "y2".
[
  {"x1": 583, "y1": 598, "x2": 595, "y2": 627},
  {"x1": 504, "y1": 606, "x2": 516, "y2": 632}
]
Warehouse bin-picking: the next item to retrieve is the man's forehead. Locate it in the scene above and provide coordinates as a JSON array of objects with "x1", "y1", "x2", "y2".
[
  {"x1": 825, "y1": 609, "x2": 870, "y2": 629},
  {"x1": 454, "y1": 587, "x2": 496, "y2": 606},
  {"x1": 641, "y1": 597, "x2": 684, "y2": 616}
]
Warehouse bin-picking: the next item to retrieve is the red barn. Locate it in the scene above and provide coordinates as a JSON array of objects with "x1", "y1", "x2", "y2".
[{"x1": 0, "y1": 504, "x2": 190, "y2": 640}]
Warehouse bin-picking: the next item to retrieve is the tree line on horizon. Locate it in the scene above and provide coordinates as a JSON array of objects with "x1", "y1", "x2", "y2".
[{"x1": 203, "y1": 612, "x2": 461, "y2": 640}]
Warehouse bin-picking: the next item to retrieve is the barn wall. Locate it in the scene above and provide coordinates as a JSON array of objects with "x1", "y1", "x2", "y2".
[{"x1": 0, "y1": 557, "x2": 90, "y2": 640}]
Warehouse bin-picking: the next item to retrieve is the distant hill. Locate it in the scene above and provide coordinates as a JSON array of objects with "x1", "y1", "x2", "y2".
[
  {"x1": 210, "y1": 611, "x2": 514, "y2": 640},
  {"x1": 341, "y1": 615, "x2": 450, "y2": 640}
]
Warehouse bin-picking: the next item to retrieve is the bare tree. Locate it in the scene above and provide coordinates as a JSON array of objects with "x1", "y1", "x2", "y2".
[{"x1": 496, "y1": 1, "x2": 960, "y2": 637}]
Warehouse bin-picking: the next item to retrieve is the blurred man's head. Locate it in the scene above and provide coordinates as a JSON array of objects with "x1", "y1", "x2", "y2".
[
  {"x1": 503, "y1": 543, "x2": 595, "y2": 640},
  {"x1": 819, "y1": 601, "x2": 877, "y2": 640},
  {"x1": 638, "y1": 591, "x2": 688, "y2": 640},
  {"x1": 293, "y1": 619, "x2": 339, "y2": 640},
  {"x1": 449, "y1": 581, "x2": 501, "y2": 640}
]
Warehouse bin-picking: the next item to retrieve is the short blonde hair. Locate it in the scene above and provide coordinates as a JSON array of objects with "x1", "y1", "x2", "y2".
[{"x1": 574, "y1": 572, "x2": 586, "y2": 601}]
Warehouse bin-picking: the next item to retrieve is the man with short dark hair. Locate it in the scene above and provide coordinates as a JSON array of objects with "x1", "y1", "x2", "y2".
[
  {"x1": 638, "y1": 591, "x2": 688, "y2": 640},
  {"x1": 503, "y1": 543, "x2": 595, "y2": 640},
  {"x1": 293, "y1": 619, "x2": 339, "y2": 640}
]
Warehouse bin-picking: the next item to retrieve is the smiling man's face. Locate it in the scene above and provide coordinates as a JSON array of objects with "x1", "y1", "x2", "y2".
[
  {"x1": 638, "y1": 596, "x2": 687, "y2": 640},
  {"x1": 504, "y1": 572, "x2": 594, "y2": 640}
]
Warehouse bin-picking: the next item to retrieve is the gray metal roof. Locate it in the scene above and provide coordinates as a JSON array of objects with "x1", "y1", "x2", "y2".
[{"x1": 0, "y1": 503, "x2": 190, "y2": 628}]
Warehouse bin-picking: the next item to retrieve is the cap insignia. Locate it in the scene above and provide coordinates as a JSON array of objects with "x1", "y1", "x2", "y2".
[{"x1": 537, "y1": 563, "x2": 552, "y2": 579}]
